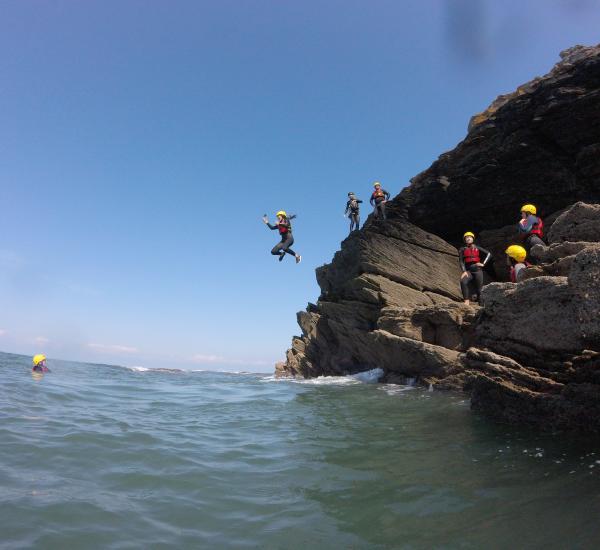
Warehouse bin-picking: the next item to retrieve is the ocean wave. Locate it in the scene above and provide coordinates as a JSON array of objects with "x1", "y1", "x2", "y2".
[
  {"x1": 378, "y1": 384, "x2": 417, "y2": 396},
  {"x1": 122, "y1": 366, "x2": 188, "y2": 374},
  {"x1": 118, "y1": 365, "x2": 259, "y2": 376},
  {"x1": 263, "y1": 368, "x2": 384, "y2": 385}
]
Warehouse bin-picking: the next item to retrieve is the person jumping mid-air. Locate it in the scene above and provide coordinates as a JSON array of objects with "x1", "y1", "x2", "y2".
[
  {"x1": 370, "y1": 182, "x2": 390, "y2": 220},
  {"x1": 345, "y1": 192, "x2": 363, "y2": 233},
  {"x1": 263, "y1": 210, "x2": 302, "y2": 264}
]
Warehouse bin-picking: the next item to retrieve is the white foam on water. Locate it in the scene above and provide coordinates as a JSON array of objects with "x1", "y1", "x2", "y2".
[
  {"x1": 351, "y1": 368, "x2": 384, "y2": 383},
  {"x1": 123, "y1": 365, "x2": 254, "y2": 375},
  {"x1": 263, "y1": 368, "x2": 384, "y2": 386},
  {"x1": 121, "y1": 365, "x2": 187, "y2": 374},
  {"x1": 379, "y1": 384, "x2": 416, "y2": 396}
]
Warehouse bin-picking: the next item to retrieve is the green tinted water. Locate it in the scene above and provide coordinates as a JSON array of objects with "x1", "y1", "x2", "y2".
[{"x1": 2, "y1": 352, "x2": 600, "y2": 549}]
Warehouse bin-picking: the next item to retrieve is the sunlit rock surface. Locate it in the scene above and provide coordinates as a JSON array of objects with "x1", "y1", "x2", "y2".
[{"x1": 278, "y1": 45, "x2": 600, "y2": 432}]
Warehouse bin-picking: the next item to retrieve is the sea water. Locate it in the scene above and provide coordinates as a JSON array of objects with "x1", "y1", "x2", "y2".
[{"x1": 2, "y1": 351, "x2": 600, "y2": 549}]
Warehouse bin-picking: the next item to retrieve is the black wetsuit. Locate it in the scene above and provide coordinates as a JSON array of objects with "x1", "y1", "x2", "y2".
[
  {"x1": 370, "y1": 189, "x2": 390, "y2": 220},
  {"x1": 267, "y1": 216, "x2": 297, "y2": 258},
  {"x1": 458, "y1": 245, "x2": 491, "y2": 300},
  {"x1": 345, "y1": 198, "x2": 363, "y2": 232}
]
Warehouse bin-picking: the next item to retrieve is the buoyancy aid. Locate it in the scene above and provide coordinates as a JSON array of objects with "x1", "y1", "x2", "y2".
[
  {"x1": 278, "y1": 221, "x2": 291, "y2": 235},
  {"x1": 372, "y1": 189, "x2": 385, "y2": 201},
  {"x1": 463, "y1": 246, "x2": 481, "y2": 265},
  {"x1": 529, "y1": 217, "x2": 544, "y2": 238}
]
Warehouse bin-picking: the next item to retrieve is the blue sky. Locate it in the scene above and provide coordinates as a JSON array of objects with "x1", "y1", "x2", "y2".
[{"x1": 1, "y1": 1, "x2": 599, "y2": 370}]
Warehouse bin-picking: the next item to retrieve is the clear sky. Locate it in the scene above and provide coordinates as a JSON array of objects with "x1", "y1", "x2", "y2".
[{"x1": 1, "y1": 1, "x2": 599, "y2": 370}]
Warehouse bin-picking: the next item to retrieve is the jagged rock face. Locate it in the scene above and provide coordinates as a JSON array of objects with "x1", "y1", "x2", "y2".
[
  {"x1": 477, "y1": 276, "x2": 585, "y2": 364},
  {"x1": 281, "y1": 219, "x2": 468, "y2": 379},
  {"x1": 468, "y1": 233, "x2": 600, "y2": 431},
  {"x1": 279, "y1": 44, "x2": 600, "y2": 432},
  {"x1": 569, "y1": 247, "x2": 600, "y2": 350},
  {"x1": 400, "y1": 45, "x2": 600, "y2": 246},
  {"x1": 317, "y1": 220, "x2": 461, "y2": 301},
  {"x1": 520, "y1": 241, "x2": 600, "y2": 280},
  {"x1": 547, "y1": 202, "x2": 600, "y2": 243}
]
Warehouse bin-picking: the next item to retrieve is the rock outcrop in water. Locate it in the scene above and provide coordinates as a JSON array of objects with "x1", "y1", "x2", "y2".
[{"x1": 276, "y1": 45, "x2": 600, "y2": 432}]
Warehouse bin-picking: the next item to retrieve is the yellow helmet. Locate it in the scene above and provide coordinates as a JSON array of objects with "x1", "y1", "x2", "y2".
[
  {"x1": 505, "y1": 245, "x2": 527, "y2": 263},
  {"x1": 373, "y1": 182, "x2": 381, "y2": 188},
  {"x1": 521, "y1": 204, "x2": 537, "y2": 215},
  {"x1": 276, "y1": 210, "x2": 287, "y2": 218},
  {"x1": 463, "y1": 231, "x2": 475, "y2": 240},
  {"x1": 33, "y1": 354, "x2": 46, "y2": 367}
]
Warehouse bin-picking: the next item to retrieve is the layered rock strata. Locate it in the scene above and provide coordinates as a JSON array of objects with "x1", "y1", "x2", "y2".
[{"x1": 276, "y1": 45, "x2": 600, "y2": 431}]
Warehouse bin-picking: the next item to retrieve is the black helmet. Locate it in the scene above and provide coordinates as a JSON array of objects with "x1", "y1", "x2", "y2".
[{"x1": 348, "y1": 191, "x2": 355, "y2": 196}]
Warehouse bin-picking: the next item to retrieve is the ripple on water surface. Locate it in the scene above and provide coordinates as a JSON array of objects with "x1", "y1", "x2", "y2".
[{"x1": 2, "y1": 352, "x2": 600, "y2": 548}]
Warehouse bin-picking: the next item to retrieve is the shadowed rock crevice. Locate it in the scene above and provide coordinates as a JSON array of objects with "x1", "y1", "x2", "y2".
[{"x1": 275, "y1": 44, "x2": 600, "y2": 432}]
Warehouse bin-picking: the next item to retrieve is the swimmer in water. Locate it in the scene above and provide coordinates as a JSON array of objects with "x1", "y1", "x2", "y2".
[{"x1": 32, "y1": 354, "x2": 50, "y2": 373}]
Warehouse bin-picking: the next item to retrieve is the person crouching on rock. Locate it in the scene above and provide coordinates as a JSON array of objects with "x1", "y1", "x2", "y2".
[
  {"x1": 345, "y1": 192, "x2": 363, "y2": 233},
  {"x1": 370, "y1": 182, "x2": 390, "y2": 221},
  {"x1": 518, "y1": 203, "x2": 545, "y2": 259},
  {"x1": 505, "y1": 245, "x2": 529, "y2": 283},
  {"x1": 459, "y1": 231, "x2": 491, "y2": 305},
  {"x1": 263, "y1": 210, "x2": 302, "y2": 264}
]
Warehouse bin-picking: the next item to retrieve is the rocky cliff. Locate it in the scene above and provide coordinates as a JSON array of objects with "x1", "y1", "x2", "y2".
[{"x1": 277, "y1": 45, "x2": 600, "y2": 432}]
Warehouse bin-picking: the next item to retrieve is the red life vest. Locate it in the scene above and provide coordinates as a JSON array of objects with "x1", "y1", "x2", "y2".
[
  {"x1": 278, "y1": 222, "x2": 290, "y2": 235},
  {"x1": 372, "y1": 189, "x2": 385, "y2": 201},
  {"x1": 530, "y1": 217, "x2": 544, "y2": 238},
  {"x1": 463, "y1": 246, "x2": 480, "y2": 265}
]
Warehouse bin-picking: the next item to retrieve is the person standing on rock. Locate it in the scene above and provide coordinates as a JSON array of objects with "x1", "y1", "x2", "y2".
[
  {"x1": 459, "y1": 231, "x2": 492, "y2": 305},
  {"x1": 505, "y1": 245, "x2": 529, "y2": 282},
  {"x1": 263, "y1": 210, "x2": 302, "y2": 264},
  {"x1": 344, "y1": 192, "x2": 363, "y2": 233},
  {"x1": 518, "y1": 204, "x2": 545, "y2": 258},
  {"x1": 370, "y1": 182, "x2": 390, "y2": 221}
]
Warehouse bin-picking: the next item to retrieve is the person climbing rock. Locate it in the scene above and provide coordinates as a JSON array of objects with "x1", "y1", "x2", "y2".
[
  {"x1": 458, "y1": 231, "x2": 491, "y2": 305},
  {"x1": 32, "y1": 354, "x2": 50, "y2": 373},
  {"x1": 370, "y1": 182, "x2": 390, "y2": 220},
  {"x1": 263, "y1": 210, "x2": 302, "y2": 264},
  {"x1": 344, "y1": 192, "x2": 363, "y2": 233},
  {"x1": 505, "y1": 245, "x2": 529, "y2": 283},
  {"x1": 518, "y1": 203, "x2": 545, "y2": 258}
]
